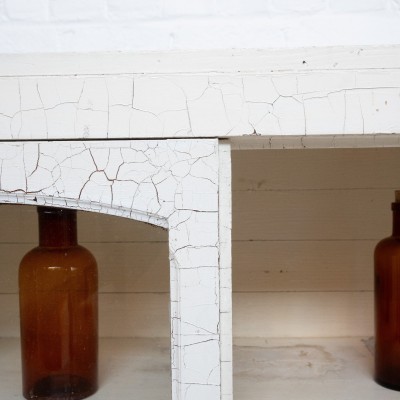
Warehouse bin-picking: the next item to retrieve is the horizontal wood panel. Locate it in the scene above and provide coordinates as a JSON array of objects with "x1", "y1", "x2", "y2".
[
  {"x1": 99, "y1": 293, "x2": 170, "y2": 338},
  {"x1": 0, "y1": 293, "x2": 170, "y2": 338},
  {"x1": 232, "y1": 148, "x2": 400, "y2": 191},
  {"x1": 0, "y1": 292, "x2": 373, "y2": 338},
  {"x1": 231, "y1": 134, "x2": 400, "y2": 150},
  {"x1": 233, "y1": 292, "x2": 373, "y2": 338},
  {"x1": 89, "y1": 242, "x2": 170, "y2": 294},
  {"x1": 3, "y1": 47, "x2": 399, "y2": 76},
  {"x1": 233, "y1": 240, "x2": 375, "y2": 292},
  {"x1": 0, "y1": 205, "x2": 37, "y2": 243},
  {"x1": 0, "y1": 242, "x2": 170, "y2": 294},
  {"x1": 0, "y1": 295, "x2": 20, "y2": 337},
  {"x1": 79, "y1": 212, "x2": 168, "y2": 243},
  {"x1": 233, "y1": 189, "x2": 393, "y2": 241},
  {"x1": 0, "y1": 240, "x2": 374, "y2": 294}
]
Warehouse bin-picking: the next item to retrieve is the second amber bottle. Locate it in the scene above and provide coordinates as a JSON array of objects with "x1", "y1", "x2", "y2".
[{"x1": 375, "y1": 192, "x2": 400, "y2": 390}]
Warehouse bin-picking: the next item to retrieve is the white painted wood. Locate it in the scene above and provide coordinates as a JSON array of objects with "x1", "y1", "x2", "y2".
[
  {"x1": 232, "y1": 147, "x2": 400, "y2": 191},
  {"x1": 233, "y1": 292, "x2": 373, "y2": 338},
  {"x1": 232, "y1": 240, "x2": 375, "y2": 292},
  {"x1": 1, "y1": 46, "x2": 400, "y2": 140},
  {"x1": 234, "y1": 189, "x2": 393, "y2": 241},
  {"x1": 3, "y1": 45, "x2": 400, "y2": 400},
  {"x1": 234, "y1": 337, "x2": 400, "y2": 400},
  {"x1": 218, "y1": 142, "x2": 233, "y2": 400},
  {"x1": 0, "y1": 239, "x2": 377, "y2": 295},
  {"x1": 230, "y1": 134, "x2": 400, "y2": 150},
  {"x1": 1, "y1": 47, "x2": 399, "y2": 76},
  {"x1": 1, "y1": 144, "x2": 399, "y2": 398},
  {"x1": 0, "y1": 337, "x2": 172, "y2": 400},
  {"x1": 0, "y1": 294, "x2": 20, "y2": 337},
  {"x1": 0, "y1": 139, "x2": 225, "y2": 400},
  {"x1": 2, "y1": 147, "x2": 398, "y2": 342},
  {"x1": 0, "y1": 291, "x2": 374, "y2": 339},
  {"x1": 2, "y1": 337, "x2": 398, "y2": 400}
]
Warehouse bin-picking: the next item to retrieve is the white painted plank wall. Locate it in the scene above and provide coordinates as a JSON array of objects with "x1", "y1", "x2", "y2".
[
  {"x1": 231, "y1": 147, "x2": 399, "y2": 338},
  {"x1": 0, "y1": 147, "x2": 399, "y2": 338}
]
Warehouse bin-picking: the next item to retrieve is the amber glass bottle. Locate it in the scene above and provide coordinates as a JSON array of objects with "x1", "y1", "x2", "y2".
[
  {"x1": 375, "y1": 191, "x2": 400, "y2": 391},
  {"x1": 19, "y1": 207, "x2": 98, "y2": 400}
]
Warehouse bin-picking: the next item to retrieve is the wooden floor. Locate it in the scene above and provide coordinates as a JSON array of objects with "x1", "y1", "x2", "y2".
[{"x1": 3, "y1": 337, "x2": 400, "y2": 399}]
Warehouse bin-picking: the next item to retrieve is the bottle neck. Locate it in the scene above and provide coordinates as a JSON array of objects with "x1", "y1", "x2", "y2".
[
  {"x1": 392, "y1": 204, "x2": 400, "y2": 237},
  {"x1": 38, "y1": 207, "x2": 78, "y2": 247}
]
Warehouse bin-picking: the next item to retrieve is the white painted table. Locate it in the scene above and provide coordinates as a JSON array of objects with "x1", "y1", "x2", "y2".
[{"x1": 1, "y1": 46, "x2": 400, "y2": 400}]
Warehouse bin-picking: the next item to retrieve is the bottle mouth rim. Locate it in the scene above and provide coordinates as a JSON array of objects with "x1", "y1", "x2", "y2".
[{"x1": 37, "y1": 206, "x2": 77, "y2": 215}]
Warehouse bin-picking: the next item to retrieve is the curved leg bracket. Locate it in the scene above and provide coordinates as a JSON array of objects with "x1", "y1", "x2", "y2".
[{"x1": 0, "y1": 138, "x2": 232, "y2": 400}]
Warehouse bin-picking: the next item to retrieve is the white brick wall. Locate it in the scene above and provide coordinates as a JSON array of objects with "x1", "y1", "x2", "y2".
[
  {"x1": 0, "y1": 0, "x2": 6, "y2": 21},
  {"x1": 4, "y1": 0, "x2": 49, "y2": 21},
  {"x1": 108, "y1": 0, "x2": 164, "y2": 20},
  {"x1": 0, "y1": 0, "x2": 399, "y2": 53},
  {"x1": 50, "y1": 0, "x2": 107, "y2": 21},
  {"x1": 270, "y1": 0, "x2": 326, "y2": 14},
  {"x1": 164, "y1": 0, "x2": 216, "y2": 17},
  {"x1": 328, "y1": 0, "x2": 386, "y2": 13}
]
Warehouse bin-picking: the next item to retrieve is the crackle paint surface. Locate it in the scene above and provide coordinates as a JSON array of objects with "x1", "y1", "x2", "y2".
[
  {"x1": 1, "y1": 70, "x2": 400, "y2": 140},
  {"x1": 0, "y1": 139, "x2": 231, "y2": 400}
]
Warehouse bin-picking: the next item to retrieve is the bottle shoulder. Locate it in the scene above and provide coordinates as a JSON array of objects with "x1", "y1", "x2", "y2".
[
  {"x1": 376, "y1": 235, "x2": 400, "y2": 244},
  {"x1": 375, "y1": 236, "x2": 400, "y2": 253},
  {"x1": 19, "y1": 244, "x2": 97, "y2": 270}
]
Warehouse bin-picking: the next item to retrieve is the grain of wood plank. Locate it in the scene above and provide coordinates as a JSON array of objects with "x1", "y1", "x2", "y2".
[
  {"x1": 0, "y1": 239, "x2": 375, "y2": 294},
  {"x1": 233, "y1": 189, "x2": 393, "y2": 241},
  {"x1": 232, "y1": 240, "x2": 375, "y2": 292},
  {"x1": 233, "y1": 292, "x2": 373, "y2": 338},
  {"x1": 0, "y1": 292, "x2": 373, "y2": 338},
  {"x1": 232, "y1": 148, "x2": 400, "y2": 191}
]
